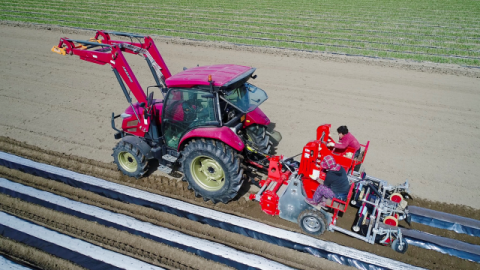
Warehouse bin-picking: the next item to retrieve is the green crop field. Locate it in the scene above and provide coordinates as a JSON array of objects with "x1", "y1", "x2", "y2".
[{"x1": 1, "y1": 0, "x2": 479, "y2": 66}]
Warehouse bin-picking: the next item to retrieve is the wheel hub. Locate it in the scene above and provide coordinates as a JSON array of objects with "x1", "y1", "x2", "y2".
[
  {"x1": 118, "y1": 151, "x2": 137, "y2": 173},
  {"x1": 191, "y1": 156, "x2": 225, "y2": 191},
  {"x1": 303, "y1": 216, "x2": 320, "y2": 232}
]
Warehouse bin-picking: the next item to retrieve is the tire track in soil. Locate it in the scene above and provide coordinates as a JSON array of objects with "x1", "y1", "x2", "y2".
[
  {"x1": 0, "y1": 194, "x2": 230, "y2": 270},
  {"x1": 0, "y1": 236, "x2": 86, "y2": 270},
  {"x1": 1, "y1": 136, "x2": 480, "y2": 269},
  {"x1": 0, "y1": 160, "x2": 346, "y2": 269}
]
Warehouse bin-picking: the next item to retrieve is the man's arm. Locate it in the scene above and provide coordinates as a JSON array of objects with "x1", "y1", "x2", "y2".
[
  {"x1": 334, "y1": 136, "x2": 351, "y2": 150},
  {"x1": 323, "y1": 173, "x2": 333, "y2": 188}
]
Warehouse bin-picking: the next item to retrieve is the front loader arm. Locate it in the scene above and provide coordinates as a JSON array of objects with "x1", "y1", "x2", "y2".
[
  {"x1": 52, "y1": 37, "x2": 147, "y2": 104},
  {"x1": 92, "y1": 30, "x2": 172, "y2": 80}
]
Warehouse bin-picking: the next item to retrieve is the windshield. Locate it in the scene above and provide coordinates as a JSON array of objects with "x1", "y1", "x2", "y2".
[{"x1": 222, "y1": 83, "x2": 268, "y2": 113}]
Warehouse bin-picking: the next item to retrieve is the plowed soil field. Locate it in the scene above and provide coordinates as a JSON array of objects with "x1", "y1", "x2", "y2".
[{"x1": 1, "y1": 22, "x2": 480, "y2": 269}]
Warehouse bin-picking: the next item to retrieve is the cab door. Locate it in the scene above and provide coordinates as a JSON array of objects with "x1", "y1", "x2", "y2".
[{"x1": 162, "y1": 89, "x2": 218, "y2": 149}]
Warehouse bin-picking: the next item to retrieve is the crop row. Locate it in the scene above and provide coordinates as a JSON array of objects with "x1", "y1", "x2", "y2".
[
  {"x1": 5, "y1": 13, "x2": 478, "y2": 67},
  {"x1": 1, "y1": 0, "x2": 479, "y2": 66},
  {"x1": 3, "y1": 7, "x2": 479, "y2": 47},
  {"x1": 3, "y1": 8, "x2": 479, "y2": 54},
  {"x1": 4, "y1": 1, "x2": 480, "y2": 33}
]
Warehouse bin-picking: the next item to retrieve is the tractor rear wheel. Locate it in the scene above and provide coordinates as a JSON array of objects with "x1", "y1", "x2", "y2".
[
  {"x1": 112, "y1": 141, "x2": 149, "y2": 178},
  {"x1": 298, "y1": 209, "x2": 327, "y2": 236},
  {"x1": 180, "y1": 139, "x2": 244, "y2": 204},
  {"x1": 246, "y1": 124, "x2": 271, "y2": 154}
]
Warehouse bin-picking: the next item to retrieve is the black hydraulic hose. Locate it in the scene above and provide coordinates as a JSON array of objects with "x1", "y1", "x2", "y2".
[
  {"x1": 283, "y1": 153, "x2": 302, "y2": 162},
  {"x1": 112, "y1": 68, "x2": 140, "y2": 122},
  {"x1": 113, "y1": 68, "x2": 132, "y2": 104},
  {"x1": 145, "y1": 57, "x2": 162, "y2": 87},
  {"x1": 368, "y1": 183, "x2": 382, "y2": 198}
]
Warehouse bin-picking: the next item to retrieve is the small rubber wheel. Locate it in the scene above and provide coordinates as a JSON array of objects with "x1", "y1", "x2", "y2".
[
  {"x1": 180, "y1": 139, "x2": 244, "y2": 204},
  {"x1": 112, "y1": 140, "x2": 148, "y2": 178},
  {"x1": 383, "y1": 216, "x2": 399, "y2": 227},
  {"x1": 298, "y1": 209, "x2": 327, "y2": 236},
  {"x1": 391, "y1": 238, "x2": 408, "y2": 253}
]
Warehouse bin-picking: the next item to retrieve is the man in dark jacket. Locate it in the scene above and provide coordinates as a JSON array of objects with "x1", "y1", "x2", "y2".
[{"x1": 306, "y1": 155, "x2": 350, "y2": 206}]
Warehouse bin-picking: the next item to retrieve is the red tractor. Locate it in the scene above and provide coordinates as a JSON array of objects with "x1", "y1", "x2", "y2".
[{"x1": 52, "y1": 31, "x2": 281, "y2": 203}]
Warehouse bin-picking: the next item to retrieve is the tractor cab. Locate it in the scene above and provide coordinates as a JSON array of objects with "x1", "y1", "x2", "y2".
[
  {"x1": 162, "y1": 88, "x2": 219, "y2": 149},
  {"x1": 160, "y1": 64, "x2": 269, "y2": 151}
]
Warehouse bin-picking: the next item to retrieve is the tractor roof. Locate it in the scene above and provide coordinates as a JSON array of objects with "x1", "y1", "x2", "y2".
[{"x1": 165, "y1": 64, "x2": 255, "y2": 89}]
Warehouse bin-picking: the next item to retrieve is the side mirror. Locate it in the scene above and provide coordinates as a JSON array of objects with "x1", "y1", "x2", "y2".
[{"x1": 139, "y1": 102, "x2": 145, "y2": 108}]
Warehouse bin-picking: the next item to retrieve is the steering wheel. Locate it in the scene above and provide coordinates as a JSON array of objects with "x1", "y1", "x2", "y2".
[
  {"x1": 182, "y1": 100, "x2": 196, "y2": 113},
  {"x1": 182, "y1": 101, "x2": 197, "y2": 122}
]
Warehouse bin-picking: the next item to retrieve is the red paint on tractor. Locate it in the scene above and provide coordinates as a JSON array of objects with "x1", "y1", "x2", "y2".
[
  {"x1": 179, "y1": 126, "x2": 245, "y2": 152},
  {"x1": 165, "y1": 65, "x2": 254, "y2": 88},
  {"x1": 245, "y1": 107, "x2": 270, "y2": 127}
]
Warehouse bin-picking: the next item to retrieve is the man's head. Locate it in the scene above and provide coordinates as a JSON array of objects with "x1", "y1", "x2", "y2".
[{"x1": 337, "y1": 126, "x2": 349, "y2": 139}]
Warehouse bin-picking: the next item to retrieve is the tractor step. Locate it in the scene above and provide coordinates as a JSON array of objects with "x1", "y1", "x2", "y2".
[
  {"x1": 162, "y1": 154, "x2": 178, "y2": 163},
  {"x1": 158, "y1": 164, "x2": 172, "y2": 174}
]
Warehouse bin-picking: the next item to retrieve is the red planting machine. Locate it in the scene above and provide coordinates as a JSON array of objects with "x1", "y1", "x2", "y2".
[{"x1": 249, "y1": 124, "x2": 412, "y2": 253}]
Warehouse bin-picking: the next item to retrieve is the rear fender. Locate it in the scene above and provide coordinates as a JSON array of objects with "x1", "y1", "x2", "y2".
[
  {"x1": 179, "y1": 126, "x2": 244, "y2": 152},
  {"x1": 244, "y1": 107, "x2": 270, "y2": 127}
]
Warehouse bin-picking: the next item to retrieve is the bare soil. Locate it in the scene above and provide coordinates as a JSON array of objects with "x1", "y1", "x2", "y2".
[
  {"x1": 0, "y1": 142, "x2": 349, "y2": 270},
  {"x1": 1, "y1": 22, "x2": 479, "y2": 209},
  {"x1": 0, "y1": 236, "x2": 86, "y2": 270},
  {"x1": 1, "y1": 137, "x2": 480, "y2": 269},
  {"x1": 0, "y1": 22, "x2": 480, "y2": 269}
]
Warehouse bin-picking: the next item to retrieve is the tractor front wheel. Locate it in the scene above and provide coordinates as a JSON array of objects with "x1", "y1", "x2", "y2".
[
  {"x1": 180, "y1": 139, "x2": 244, "y2": 204},
  {"x1": 298, "y1": 209, "x2": 327, "y2": 236},
  {"x1": 112, "y1": 141, "x2": 149, "y2": 178}
]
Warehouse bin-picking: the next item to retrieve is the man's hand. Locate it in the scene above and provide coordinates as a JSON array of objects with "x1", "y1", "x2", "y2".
[{"x1": 327, "y1": 142, "x2": 335, "y2": 147}]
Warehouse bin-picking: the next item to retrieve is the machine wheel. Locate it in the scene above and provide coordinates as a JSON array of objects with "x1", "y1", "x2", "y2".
[
  {"x1": 383, "y1": 216, "x2": 399, "y2": 227},
  {"x1": 112, "y1": 141, "x2": 149, "y2": 178},
  {"x1": 391, "y1": 238, "x2": 408, "y2": 253},
  {"x1": 298, "y1": 210, "x2": 327, "y2": 236},
  {"x1": 246, "y1": 124, "x2": 271, "y2": 154},
  {"x1": 180, "y1": 139, "x2": 244, "y2": 204},
  {"x1": 390, "y1": 193, "x2": 403, "y2": 203}
]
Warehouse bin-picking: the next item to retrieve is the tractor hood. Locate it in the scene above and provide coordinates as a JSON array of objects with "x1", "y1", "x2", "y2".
[{"x1": 165, "y1": 64, "x2": 255, "y2": 89}]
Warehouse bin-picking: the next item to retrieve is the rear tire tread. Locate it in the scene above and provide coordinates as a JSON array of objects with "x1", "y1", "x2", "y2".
[{"x1": 179, "y1": 139, "x2": 244, "y2": 204}]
